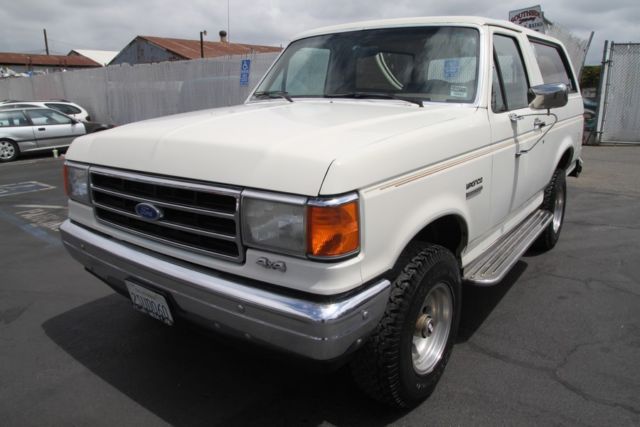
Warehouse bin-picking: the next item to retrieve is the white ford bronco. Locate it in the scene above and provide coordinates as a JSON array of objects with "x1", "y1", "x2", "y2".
[{"x1": 61, "y1": 17, "x2": 583, "y2": 407}]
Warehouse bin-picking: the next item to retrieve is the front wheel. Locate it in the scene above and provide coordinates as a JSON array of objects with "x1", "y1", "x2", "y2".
[
  {"x1": 0, "y1": 139, "x2": 19, "y2": 162},
  {"x1": 350, "y1": 244, "x2": 461, "y2": 408},
  {"x1": 533, "y1": 168, "x2": 567, "y2": 251}
]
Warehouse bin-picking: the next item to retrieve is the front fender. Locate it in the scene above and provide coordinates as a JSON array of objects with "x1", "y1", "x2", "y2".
[{"x1": 358, "y1": 167, "x2": 486, "y2": 284}]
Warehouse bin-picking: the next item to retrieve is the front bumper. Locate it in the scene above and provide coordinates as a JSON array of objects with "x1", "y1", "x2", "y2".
[{"x1": 60, "y1": 220, "x2": 391, "y2": 360}]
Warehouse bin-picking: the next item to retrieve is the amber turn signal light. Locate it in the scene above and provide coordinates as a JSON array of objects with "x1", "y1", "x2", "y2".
[{"x1": 307, "y1": 200, "x2": 359, "y2": 258}]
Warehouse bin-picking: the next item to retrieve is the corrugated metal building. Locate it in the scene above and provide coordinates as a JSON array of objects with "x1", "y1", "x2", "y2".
[
  {"x1": 0, "y1": 52, "x2": 100, "y2": 74},
  {"x1": 110, "y1": 34, "x2": 281, "y2": 65}
]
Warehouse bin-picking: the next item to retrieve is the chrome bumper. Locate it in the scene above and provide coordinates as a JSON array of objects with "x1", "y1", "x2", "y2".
[{"x1": 60, "y1": 220, "x2": 391, "y2": 360}]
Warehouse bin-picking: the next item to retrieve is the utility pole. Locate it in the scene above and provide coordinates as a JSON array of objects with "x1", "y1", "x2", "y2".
[
  {"x1": 43, "y1": 29, "x2": 50, "y2": 55},
  {"x1": 200, "y1": 30, "x2": 207, "y2": 58}
]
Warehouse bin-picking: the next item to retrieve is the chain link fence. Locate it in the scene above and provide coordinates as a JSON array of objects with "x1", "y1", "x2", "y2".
[
  {"x1": 597, "y1": 42, "x2": 640, "y2": 144},
  {"x1": 0, "y1": 52, "x2": 279, "y2": 125}
]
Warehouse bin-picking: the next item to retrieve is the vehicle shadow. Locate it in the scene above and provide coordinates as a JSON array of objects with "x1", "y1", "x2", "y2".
[
  {"x1": 42, "y1": 294, "x2": 403, "y2": 427},
  {"x1": 457, "y1": 260, "x2": 527, "y2": 342},
  {"x1": 43, "y1": 263, "x2": 525, "y2": 426}
]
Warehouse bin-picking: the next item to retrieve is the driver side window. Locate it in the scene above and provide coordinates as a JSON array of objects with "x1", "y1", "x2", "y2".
[{"x1": 492, "y1": 34, "x2": 530, "y2": 111}]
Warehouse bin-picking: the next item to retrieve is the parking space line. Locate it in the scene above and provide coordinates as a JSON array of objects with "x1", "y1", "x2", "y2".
[
  {"x1": 0, "y1": 182, "x2": 55, "y2": 198},
  {"x1": 0, "y1": 157, "x2": 61, "y2": 168},
  {"x1": 0, "y1": 207, "x2": 61, "y2": 247},
  {"x1": 14, "y1": 204, "x2": 67, "y2": 210}
]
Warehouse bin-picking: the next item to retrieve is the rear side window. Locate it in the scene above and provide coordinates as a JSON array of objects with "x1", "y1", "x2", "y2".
[
  {"x1": 529, "y1": 40, "x2": 576, "y2": 92},
  {"x1": 493, "y1": 34, "x2": 530, "y2": 111},
  {"x1": 45, "y1": 103, "x2": 82, "y2": 115},
  {"x1": 25, "y1": 109, "x2": 73, "y2": 125},
  {"x1": 0, "y1": 111, "x2": 29, "y2": 127}
]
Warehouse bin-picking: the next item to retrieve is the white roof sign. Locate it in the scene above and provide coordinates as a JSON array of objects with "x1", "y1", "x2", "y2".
[{"x1": 509, "y1": 5, "x2": 545, "y2": 33}]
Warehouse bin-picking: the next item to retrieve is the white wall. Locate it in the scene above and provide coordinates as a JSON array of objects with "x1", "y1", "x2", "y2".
[{"x1": 0, "y1": 53, "x2": 279, "y2": 125}]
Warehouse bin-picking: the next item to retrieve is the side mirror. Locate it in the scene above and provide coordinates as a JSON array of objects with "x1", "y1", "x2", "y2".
[{"x1": 528, "y1": 83, "x2": 568, "y2": 111}]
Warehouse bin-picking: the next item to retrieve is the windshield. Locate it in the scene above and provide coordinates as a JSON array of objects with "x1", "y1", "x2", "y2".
[{"x1": 254, "y1": 26, "x2": 480, "y2": 104}]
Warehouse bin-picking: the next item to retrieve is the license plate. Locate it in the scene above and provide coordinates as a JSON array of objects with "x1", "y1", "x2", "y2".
[{"x1": 126, "y1": 281, "x2": 174, "y2": 325}]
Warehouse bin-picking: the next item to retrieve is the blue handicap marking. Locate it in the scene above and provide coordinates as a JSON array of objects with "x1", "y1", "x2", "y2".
[
  {"x1": 0, "y1": 181, "x2": 54, "y2": 198},
  {"x1": 240, "y1": 59, "x2": 251, "y2": 86},
  {"x1": 444, "y1": 59, "x2": 459, "y2": 80}
]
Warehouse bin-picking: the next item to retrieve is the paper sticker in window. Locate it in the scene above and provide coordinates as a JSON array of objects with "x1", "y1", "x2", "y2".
[
  {"x1": 450, "y1": 85, "x2": 468, "y2": 98},
  {"x1": 444, "y1": 59, "x2": 459, "y2": 79}
]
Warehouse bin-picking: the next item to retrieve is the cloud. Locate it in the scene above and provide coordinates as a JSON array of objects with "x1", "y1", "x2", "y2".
[{"x1": 0, "y1": 0, "x2": 638, "y2": 64}]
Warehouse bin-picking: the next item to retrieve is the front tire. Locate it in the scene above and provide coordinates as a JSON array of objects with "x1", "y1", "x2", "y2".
[
  {"x1": 350, "y1": 244, "x2": 461, "y2": 408},
  {"x1": 533, "y1": 168, "x2": 566, "y2": 251},
  {"x1": 0, "y1": 139, "x2": 19, "y2": 162}
]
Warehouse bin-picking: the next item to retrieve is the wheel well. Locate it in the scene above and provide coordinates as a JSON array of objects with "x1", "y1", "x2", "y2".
[
  {"x1": 557, "y1": 148, "x2": 573, "y2": 171},
  {"x1": 410, "y1": 215, "x2": 468, "y2": 261},
  {"x1": 0, "y1": 138, "x2": 18, "y2": 147}
]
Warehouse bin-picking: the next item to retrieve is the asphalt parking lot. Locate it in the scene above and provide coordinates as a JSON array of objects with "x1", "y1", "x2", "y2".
[{"x1": 0, "y1": 147, "x2": 638, "y2": 426}]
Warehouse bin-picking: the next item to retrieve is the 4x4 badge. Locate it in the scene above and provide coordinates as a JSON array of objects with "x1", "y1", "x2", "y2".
[{"x1": 256, "y1": 257, "x2": 287, "y2": 273}]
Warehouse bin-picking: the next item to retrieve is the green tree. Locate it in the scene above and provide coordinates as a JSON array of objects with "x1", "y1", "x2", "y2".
[{"x1": 580, "y1": 66, "x2": 601, "y2": 88}]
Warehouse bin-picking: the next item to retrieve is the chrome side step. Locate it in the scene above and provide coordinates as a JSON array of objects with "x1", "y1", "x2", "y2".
[{"x1": 464, "y1": 209, "x2": 552, "y2": 286}]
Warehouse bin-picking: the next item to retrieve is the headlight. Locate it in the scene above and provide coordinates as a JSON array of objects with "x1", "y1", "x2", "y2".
[
  {"x1": 63, "y1": 162, "x2": 91, "y2": 205},
  {"x1": 242, "y1": 190, "x2": 359, "y2": 259},
  {"x1": 242, "y1": 191, "x2": 306, "y2": 256}
]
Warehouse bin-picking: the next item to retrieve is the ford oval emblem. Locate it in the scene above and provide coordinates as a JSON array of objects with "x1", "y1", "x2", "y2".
[{"x1": 134, "y1": 202, "x2": 163, "y2": 221}]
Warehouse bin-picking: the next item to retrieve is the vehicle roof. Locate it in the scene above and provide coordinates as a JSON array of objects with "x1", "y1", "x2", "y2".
[
  {"x1": 0, "y1": 100, "x2": 75, "y2": 105},
  {"x1": 0, "y1": 106, "x2": 61, "y2": 111},
  {"x1": 0, "y1": 102, "x2": 42, "y2": 106},
  {"x1": 292, "y1": 16, "x2": 559, "y2": 43}
]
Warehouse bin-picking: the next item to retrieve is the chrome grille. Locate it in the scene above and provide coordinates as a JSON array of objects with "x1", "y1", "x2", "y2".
[{"x1": 90, "y1": 167, "x2": 243, "y2": 262}]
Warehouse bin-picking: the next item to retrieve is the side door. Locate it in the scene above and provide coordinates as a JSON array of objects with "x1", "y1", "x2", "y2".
[
  {"x1": 24, "y1": 109, "x2": 85, "y2": 148},
  {"x1": 488, "y1": 31, "x2": 542, "y2": 226},
  {"x1": 0, "y1": 110, "x2": 37, "y2": 151},
  {"x1": 527, "y1": 38, "x2": 583, "y2": 183}
]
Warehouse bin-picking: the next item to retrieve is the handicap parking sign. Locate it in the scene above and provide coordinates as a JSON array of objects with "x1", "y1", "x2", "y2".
[{"x1": 240, "y1": 59, "x2": 251, "y2": 86}]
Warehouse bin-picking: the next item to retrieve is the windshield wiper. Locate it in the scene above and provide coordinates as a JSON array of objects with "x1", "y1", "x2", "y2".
[
  {"x1": 324, "y1": 92, "x2": 423, "y2": 107},
  {"x1": 253, "y1": 90, "x2": 293, "y2": 103}
]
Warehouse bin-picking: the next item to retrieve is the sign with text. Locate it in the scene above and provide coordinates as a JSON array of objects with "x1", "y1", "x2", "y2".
[
  {"x1": 240, "y1": 59, "x2": 251, "y2": 86},
  {"x1": 509, "y1": 5, "x2": 545, "y2": 33}
]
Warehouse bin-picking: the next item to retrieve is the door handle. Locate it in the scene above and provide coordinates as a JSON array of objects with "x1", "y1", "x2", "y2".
[
  {"x1": 38, "y1": 127, "x2": 46, "y2": 131},
  {"x1": 533, "y1": 118, "x2": 546, "y2": 129}
]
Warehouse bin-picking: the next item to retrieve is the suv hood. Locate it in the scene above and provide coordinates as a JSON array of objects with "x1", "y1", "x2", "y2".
[{"x1": 67, "y1": 100, "x2": 475, "y2": 195}]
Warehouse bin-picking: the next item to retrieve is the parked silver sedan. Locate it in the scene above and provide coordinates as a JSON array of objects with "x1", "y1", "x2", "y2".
[
  {"x1": 0, "y1": 107, "x2": 112, "y2": 162},
  {"x1": 0, "y1": 100, "x2": 92, "y2": 122}
]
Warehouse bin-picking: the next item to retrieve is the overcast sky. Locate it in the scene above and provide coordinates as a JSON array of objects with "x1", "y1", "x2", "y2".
[{"x1": 0, "y1": 0, "x2": 638, "y2": 64}]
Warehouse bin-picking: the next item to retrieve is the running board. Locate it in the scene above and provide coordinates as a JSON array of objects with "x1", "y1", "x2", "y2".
[{"x1": 464, "y1": 210, "x2": 552, "y2": 286}]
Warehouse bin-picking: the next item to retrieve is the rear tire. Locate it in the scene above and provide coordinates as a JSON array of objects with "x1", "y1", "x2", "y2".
[
  {"x1": 0, "y1": 139, "x2": 19, "y2": 162},
  {"x1": 350, "y1": 243, "x2": 461, "y2": 408},
  {"x1": 533, "y1": 168, "x2": 566, "y2": 251}
]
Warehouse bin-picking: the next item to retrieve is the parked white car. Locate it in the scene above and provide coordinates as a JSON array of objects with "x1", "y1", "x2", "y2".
[
  {"x1": 61, "y1": 16, "x2": 583, "y2": 408},
  {"x1": 0, "y1": 100, "x2": 91, "y2": 122}
]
